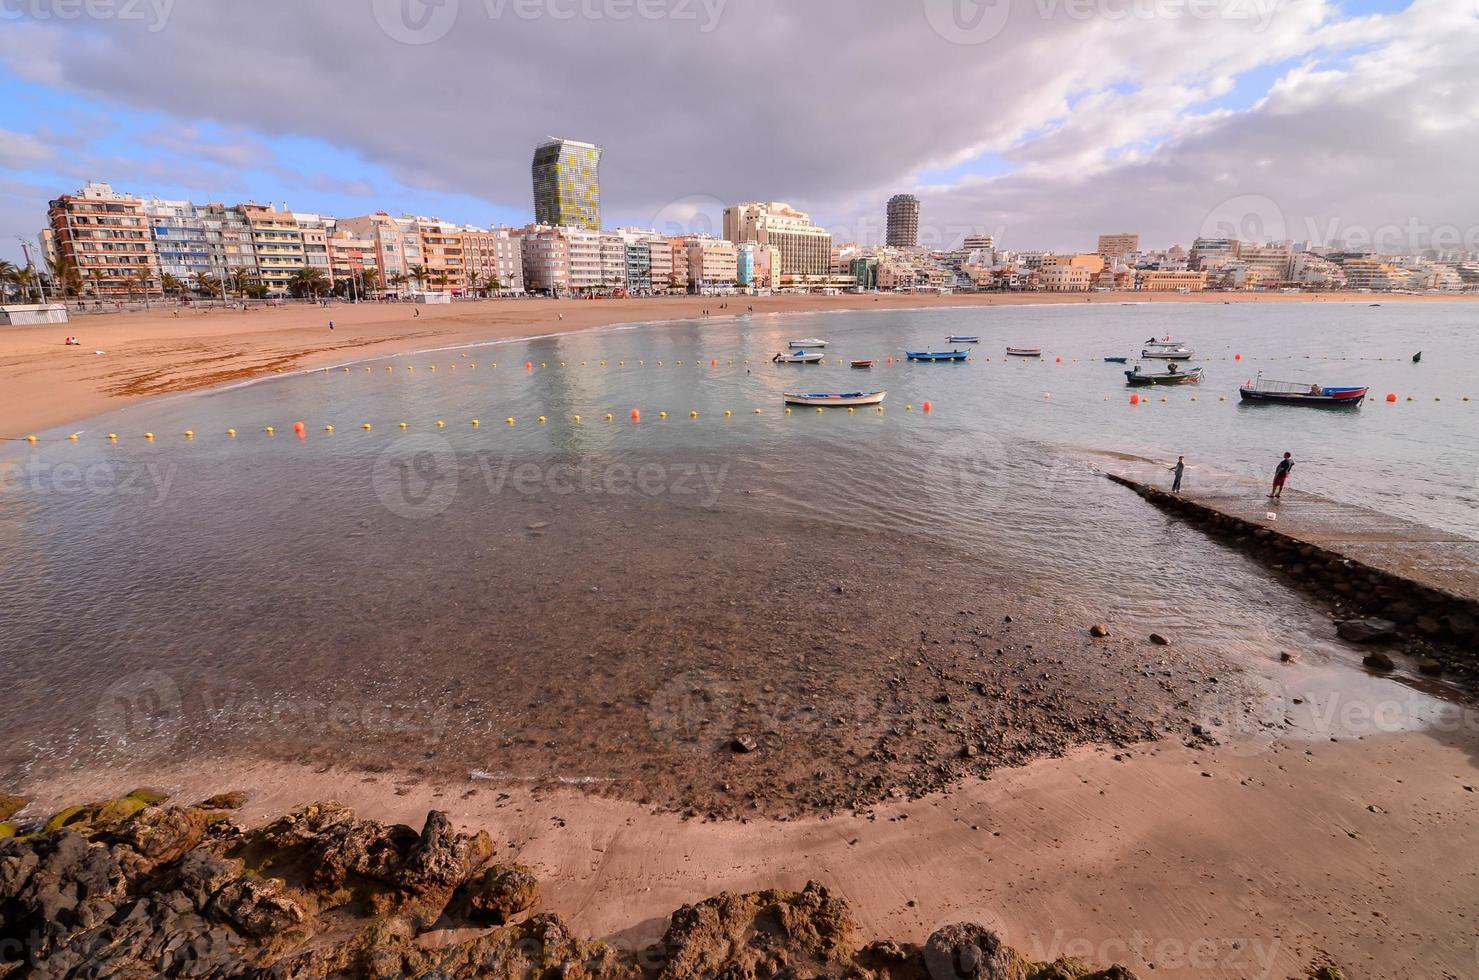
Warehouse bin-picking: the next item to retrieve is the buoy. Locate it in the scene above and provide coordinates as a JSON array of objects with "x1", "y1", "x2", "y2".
[
  {"x1": 1054, "y1": 356, "x2": 1061, "y2": 363},
  {"x1": 506, "y1": 417, "x2": 515, "y2": 425},
  {"x1": 847, "y1": 407, "x2": 854, "y2": 413},
  {"x1": 573, "y1": 415, "x2": 582, "y2": 423},
  {"x1": 399, "y1": 422, "x2": 409, "y2": 429},
  {"x1": 905, "y1": 405, "x2": 912, "y2": 411},
  {"x1": 537, "y1": 416, "x2": 547, "y2": 423},
  {"x1": 559, "y1": 361, "x2": 565, "y2": 367},
  {"x1": 676, "y1": 360, "x2": 682, "y2": 366},
  {"x1": 630, "y1": 409, "x2": 640, "y2": 422},
  {"x1": 264, "y1": 426, "x2": 274, "y2": 435},
  {"x1": 292, "y1": 421, "x2": 305, "y2": 436},
  {"x1": 754, "y1": 408, "x2": 762, "y2": 414},
  {"x1": 1160, "y1": 396, "x2": 1168, "y2": 402},
  {"x1": 1130, "y1": 394, "x2": 1141, "y2": 405},
  {"x1": 471, "y1": 419, "x2": 480, "y2": 427},
  {"x1": 1219, "y1": 395, "x2": 1226, "y2": 401},
  {"x1": 816, "y1": 406, "x2": 824, "y2": 413},
  {"x1": 923, "y1": 400, "x2": 933, "y2": 413},
  {"x1": 659, "y1": 411, "x2": 668, "y2": 419},
  {"x1": 435, "y1": 420, "x2": 445, "y2": 428},
  {"x1": 25, "y1": 434, "x2": 37, "y2": 444},
  {"x1": 540, "y1": 362, "x2": 547, "y2": 369},
  {"x1": 226, "y1": 429, "x2": 235, "y2": 438},
  {"x1": 109, "y1": 433, "x2": 119, "y2": 441},
  {"x1": 68, "y1": 433, "x2": 79, "y2": 441},
  {"x1": 1406, "y1": 396, "x2": 1415, "y2": 402},
  {"x1": 1043, "y1": 392, "x2": 1051, "y2": 400},
  {"x1": 362, "y1": 423, "x2": 372, "y2": 430},
  {"x1": 491, "y1": 362, "x2": 496, "y2": 368},
  {"x1": 784, "y1": 407, "x2": 792, "y2": 414},
  {"x1": 145, "y1": 432, "x2": 154, "y2": 440},
  {"x1": 619, "y1": 361, "x2": 625, "y2": 367},
  {"x1": 1190, "y1": 396, "x2": 1197, "y2": 401},
  {"x1": 724, "y1": 410, "x2": 732, "y2": 417},
  {"x1": 1234, "y1": 353, "x2": 1242, "y2": 361},
  {"x1": 690, "y1": 411, "x2": 698, "y2": 418},
  {"x1": 429, "y1": 365, "x2": 436, "y2": 372},
  {"x1": 605, "y1": 413, "x2": 614, "y2": 421},
  {"x1": 525, "y1": 361, "x2": 533, "y2": 370},
  {"x1": 325, "y1": 425, "x2": 334, "y2": 432},
  {"x1": 710, "y1": 359, "x2": 717, "y2": 367},
  {"x1": 1385, "y1": 392, "x2": 1397, "y2": 402}
]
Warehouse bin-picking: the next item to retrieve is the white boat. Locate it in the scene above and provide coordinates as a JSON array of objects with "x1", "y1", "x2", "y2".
[
  {"x1": 773, "y1": 351, "x2": 824, "y2": 363},
  {"x1": 1141, "y1": 344, "x2": 1194, "y2": 360},
  {"x1": 783, "y1": 390, "x2": 886, "y2": 407},
  {"x1": 788, "y1": 338, "x2": 827, "y2": 348}
]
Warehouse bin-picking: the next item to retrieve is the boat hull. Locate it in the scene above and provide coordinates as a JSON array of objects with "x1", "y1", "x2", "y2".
[
  {"x1": 788, "y1": 339, "x2": 827, "y2": 348},
  {"x1": 1005, "y1": 348, "x2": 1041, "y2": 357},
  {"x1": 905, "y1": 350, "x2": 970, "y2": 361},
  {"x1": 1141, "y1": 349, "x2": 1193, "y2": 360},
  {"x1": 1238, "y1": 387, "x2": 1367, "y2": 407},
  {"x1": 946, "y1": 336, "x2": 980, "y2": 343},
  {"x1": 850, "y1": 360, "x2": 873, "y2": 369},
  {"x1": 1103, "y1": 356, "x2": 1129, "y2": 363},
  {"x1": 1126, "y1": 368, "x2": 1202, "y2": 386},
  {"x1": 773, "y1": 352, "x2": 823, "y2": 363},
  {"x1": 783, "y1": 390, "x2": 886, "y2": 407}
]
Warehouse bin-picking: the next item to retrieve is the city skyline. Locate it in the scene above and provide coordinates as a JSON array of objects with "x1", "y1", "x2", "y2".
[{"x1": 1, "y1": 0, "x2": 1475, "y2": 266}]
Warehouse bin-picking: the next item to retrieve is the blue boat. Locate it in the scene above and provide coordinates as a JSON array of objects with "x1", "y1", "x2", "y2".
[
  {"x1": 1104, "y1": 356, "x2": 1130, "y2": 363},
  {"x1": 946, "y1": 335, "x2": 980, "y2": 343},
  {"x1": 905, "y1": 349, "x2": 970, "y2": 362}
]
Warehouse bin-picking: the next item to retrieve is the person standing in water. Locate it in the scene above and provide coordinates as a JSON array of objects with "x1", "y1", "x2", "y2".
[
  {"x1": 1269, "y1": 452, "x2": 1294, "y2": 499},
  {"x1": 1170, "y1": 456, "x2": 1185, "y2": 493}
]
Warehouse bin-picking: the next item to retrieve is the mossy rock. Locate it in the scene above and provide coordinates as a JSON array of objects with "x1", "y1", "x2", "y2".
[
  {"x1": 0, "y1": 822, "x2": 15, "y2": 840},
  {"x1": 126, "y1": 787, "x2": 172, "y2": 806},
  {"x1": 43, "y1": 795, "x2": 151, "y2": 834},
  {"x1": 0, "y1": 793, "x2": 31, "y2": 823},
  {"x1": 199, "y1": 791, "x2": 248, "y2": 810}
]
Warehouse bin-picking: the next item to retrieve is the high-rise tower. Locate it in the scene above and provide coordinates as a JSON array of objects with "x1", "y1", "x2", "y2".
[
  {"x1": 531, "y1": 138, "x2": 602, "y2": 231},
  {"x1": 886, "y1": 194, "x2": 919, "y2": 248}
]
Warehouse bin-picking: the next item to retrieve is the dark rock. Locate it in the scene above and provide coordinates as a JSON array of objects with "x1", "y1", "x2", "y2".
[
  {"x1": 206, "y1": 875, "x2": 308, "y2": 937},
  {"x1": 1279, "y1": 652, "x2": 1297, "y2": 663},
  {"x1": 1148, "y1": 632, "x2": 1170, "y2": 646},
  {"x1": 1362, "y1": 651, "x2": 1396, "y2": 672},
  {"x1": 1089, "y1": 624, "x2": 1110, "y2": 638},
  {"x1": 923, "y1": 922, "x2": 1025, "y2": 979},
  {"x1": 1417, "y1": 658, "x2": 1444, "y2": 676},
  {"x1": 457, "y1": 863, "x2": 539, "y2": 925},
  {"x1": 108, "y1": 805, "x2": 208, "y2": 867},
  {"x1": 199, "y1": 791, "x2": 249, "y2": 810},
  {"x1": 731, "y1": 735, "x2": 758, "y2": 753},
  {"x1": 1337, "y1": 618, "x2": 1398, "y2": 644}
]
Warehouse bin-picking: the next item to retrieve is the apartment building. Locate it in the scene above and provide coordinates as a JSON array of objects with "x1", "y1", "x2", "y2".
[
  {"x1": 461, "y1": 227, "x2": 523, "y2": 293},
  {"x1": 1096, "y1": 233, "x2": 1139, "y2": 260},
  {"x1": 327, "y1": 230, "x2": 381, "y2": 287},
  {"x1": 1138, "y1": 269, "x2": 1208, "y2": 292},
  {"x1": 531, "y1": 137, "x2": 602, "y2": 231},
  {"x1": 736, "y1": 241, "x2": 780, "y2": 290},
  {"x1": 666, "y1": 238, "x2": 690, "y2": 293},
  {"x1": 684, "y1": 235, "x2": 738, "y2": 292},
  {"x1": 292, "y1": 213, "x2": 333, "y2": 282},
  {"x1": 241, "y1": 204, "x2": 306, "y2": 293},
  {"x1": 336, "y1": 212, "x2": 408, "y2": 292},
  {"x1": 886, "y1": 194, "x2": 920, "y2": 248},
  {"x1": 599, "y1": 234, "x2": 627, "y2": 291},
  {"x1": 723, "y1": 202, "x2": 832, "y2": 276},
  {"x1": 514, "y1": 225, "x2": 572, "y2": 294},
  {"x1": 47, "y1": 181, "x2": 158, "y2": 296},
  {"x1": 144, "y1": 198, "x2": 214, "y2": 286}
]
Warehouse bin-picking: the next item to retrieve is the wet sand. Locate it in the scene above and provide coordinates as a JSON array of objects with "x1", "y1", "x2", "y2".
[
  {"x1": 3, "y1": 290, "x2": 1472, "y2": 439},
  {"x1": 16, "y1": 724, "x2": 1478, "y2": 979}
]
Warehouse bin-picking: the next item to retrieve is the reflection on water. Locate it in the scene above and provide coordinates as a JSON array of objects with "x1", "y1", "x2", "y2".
[{"x1": 2, "y1": 301, "x2": 1475, "y2": 782}]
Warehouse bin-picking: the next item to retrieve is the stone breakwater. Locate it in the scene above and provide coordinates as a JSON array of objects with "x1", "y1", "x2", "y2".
[
  {"x1": 0, "y1": 788, "x2": 1151, "y2": 979},
  {"x1": 1108, "y1": 475, "x2": 1479, "y2": 682}
]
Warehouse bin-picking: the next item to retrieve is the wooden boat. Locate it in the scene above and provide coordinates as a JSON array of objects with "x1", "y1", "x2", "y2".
[
  {"x1": 1005, "y1": 347, "x2": 1042, "y2": 357},
  {"x1": 1238, "y1": 374, "x2": 1367, "y2": 407},
  {"x1": 783, "y1": 390, "x2": 886, "y2": 407},
  {"x1": 1125, "y1": 365, "x2": 1203, "y2": 386},
  {"x1": 850, "y1": 359, "x2": 874, "y2": 369},
  {"x1": 1140, "y1": 344, "x2": 1194, "y2": 360},
  {"x1": 946, "y1": 335, "x2": 980, "y2": 343},
  {"x1": 789, "y1": 337, "x2": 827, "y2": 348},
  {"x1": 905, "y1": 349, "x2": 970, "y2": 361},
  {"x1": 773, "y1": 351, "x2": 824, "y2": 364},
  {"x1": 1103, "y1": 356, "x2": 1129, "y2": 363}
]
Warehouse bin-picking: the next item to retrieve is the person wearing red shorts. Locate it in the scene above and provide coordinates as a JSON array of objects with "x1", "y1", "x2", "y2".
[{"x1": 1269, "y1": 452, "x2": 1294, "y2": 499}]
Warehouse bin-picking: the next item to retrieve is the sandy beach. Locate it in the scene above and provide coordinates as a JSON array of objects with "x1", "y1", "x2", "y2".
[{"x1": 3, "y1": 290, "x2": 1472, "y2": 440}]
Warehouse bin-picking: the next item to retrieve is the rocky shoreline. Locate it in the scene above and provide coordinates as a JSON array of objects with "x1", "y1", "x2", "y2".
[{"x1": 0, "y1": 789, "x2": 1169, "y2": 979}]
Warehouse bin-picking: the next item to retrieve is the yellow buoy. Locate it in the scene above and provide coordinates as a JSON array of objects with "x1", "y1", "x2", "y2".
[
  {"x1": 108, "y1": 433, "x2": 119, "y2": 441},
  {"x1": 573, "y1": 415, "x2": 582, "y2": 423},
  {"x1": 264, "y1": 426, "x2": 275, "y2": 435},
  {"x1": 362, "y1": 423, "x2": 372, "y2": 430},
  {"x1": 605, "y1": 413, "x2": 614, "y2": 421},
  {"x1": 847, "y1": 407, "x2": 854, "y2": 413},
  {"x1": 491, "y1": 362, "x2": 497, "y2": 368},
  {"x1": 429, "y1": 365, "x2": 436, "y2": 372},
  {"x1": 540, "y1": 362, "x2": 547, "y2": 369},
  {"x1": 659, "y1": 411, "x2": 668, "y2": 419},
  {"x1": 755, "y1": 408, "x2": 762, "y2": 414},
  {"x1": 784, "y1": 407, "x2": 792, "y2": 415},
  {"x1": 435, "y1": 420, "x2": 445, "y2": 428},
  {"x1": 506, "y1": 417, "x2": 515, "y2": 425},
  {"x1": 226, "y1": 429, "x2": 235, "y2": 438},
  {"x1": 724, "y1": 410, "x2": 732, "y2": 417},
  {"x1": 471, "y1": 419, "x2": 480, "y2": 427},
  {"x1": 184, "y1": 430, "x2": 194, "y2": 438},
  {"x1": 816, "y1": 407, "x2": 824, "y2": 413},
  {"x1": 906, "y1": 405, "x2": 913, "y2": 411},
  {"x1": 145, "y1": 432, "x2": 155, "y2": 440},
  {"x1": 690, "y1": 411, "x2": 699, "y2": 418},
  {"x1": 400, "y1": 422, "x2": 409, "y2": 429},
  {"x1": 68, "y1": 433, "x2": 79, "y2": 442},
  {"x1": 537, "y1": 416, "x2": 547, "y2": 423},
  {"x1": 559, "y1": 361, "x2": 566, "y2": 367},
  {"x1": 25, "y1": 435, "x2": 37, "y2": 444},
  {"x1": 325, "y1": 424, "x2": 334, "y2": 432}
]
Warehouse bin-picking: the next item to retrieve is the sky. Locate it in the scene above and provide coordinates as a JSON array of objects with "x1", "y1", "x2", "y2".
[{"x1": 1, "y1": 0, "x2": 1475, "y2": 265}]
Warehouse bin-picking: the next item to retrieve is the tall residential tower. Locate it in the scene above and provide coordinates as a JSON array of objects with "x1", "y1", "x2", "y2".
[
  {"x1": 531, "y1": 137, "x2": 602, "y2": 231},
  {"x1": 886, "y1": 194, "x2": 919, "y2": 248}
]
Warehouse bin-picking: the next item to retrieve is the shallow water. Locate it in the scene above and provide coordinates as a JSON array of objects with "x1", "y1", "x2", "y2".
[{"x1": 2, "y1": 300, "x2": 1475, "y2": 783}]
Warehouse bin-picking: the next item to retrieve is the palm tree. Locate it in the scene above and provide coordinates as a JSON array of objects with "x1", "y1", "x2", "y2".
[
  {"x1": 433, "y1": 270, "x2": 450, "y2": 291},
  {"x1": 14, "y1": 268, "x2": 38, "y2": 302},
  {"x1": 288, "y1": 266, "x2": 330, "y2": 299},
  {"x1": 389, "y1": 273, "x2": 407, "y2": 296},
  {"x1": 160, "y1": 273, "x2": 184, "y2": 297},
  {"x1": 485, "y1": 276, "x2": 503, "y2": 294},
  {"x1": 193, "y1": 271, "x2": 220, "y2": 297},
  {"x1": 0, "y1": 260, "x2": 17, "y2": 300},
  {"x1": 360, "y1": 268, "x2": 380, "y2": 294},
  {"x1": 228, "y1": 268, "x2": 254, "y2": 299},
  {"x1": 407, "y1": 265, "x2": 428, "y2": 292},
  {"x1": 47, "y1": 255, "x2": 80, "y2": 297}
]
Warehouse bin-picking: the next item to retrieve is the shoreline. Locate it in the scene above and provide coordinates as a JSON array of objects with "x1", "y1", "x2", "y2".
[
  {"x1": 4, "y1": 290, "x2": 1475, "y2": 440},
  {"x1": 10, "y1": 723, "x2": 1476, "y2": 978}
]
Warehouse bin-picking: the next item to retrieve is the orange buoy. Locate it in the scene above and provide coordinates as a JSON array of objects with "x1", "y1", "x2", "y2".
[
  {"x1": 1130, "y1": 393, "x2": 1141, "y2": 405},
  {"x1": 630, "y1": 408, "x2": 640, "y2": 422},
  {"x1": 525, "y1": 361, "x2": 533, "y2": 371},
  {"x1": 1234, "y1": 353, "x2": 1242, "y2": 361},
  {"x1": 922, "y1": 400, "x2": 932, "y2": 413},
  {"x1": 1054, "y1": 356, "x2": 1062, "y2": 363},
  {"x1": 710, "y1": 358, "x2": 717, "y2": 367},
  {"x1": 1385, "y1": 392, "x2": 1397, "y2": 402},
  {"x1": 292, "y1": 421, "x2": 305, "y2": 437}
]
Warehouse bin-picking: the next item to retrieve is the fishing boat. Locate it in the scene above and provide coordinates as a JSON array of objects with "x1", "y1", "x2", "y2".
[
  {"x1": 1238, "y1": 374, "x2": 1367, "y2": 407},
  {"x1": 1103, "y1": 356, "x2": 1130, "y2": 363},
  {"x1": 1125, "y1": 365, "x2": 1203, "y2": 386},
  {"x1": 773, "y1": 351, "x2": 824, "y2": 364},
  {"x1": 1141, "y1": 343, "x2": 1194, "y2": 360},
  {"x1": 850, "y1": 359, "x2": 874, "y2": 369},
  {"x1": 1005, "y1": 347, "x2": 1042, "y2": 357},
  {"x1": 946, "y1": 335, "x2": 980, "y2": 343},
  {"x1": 783, "y1": 390, "x2": 886, "y2": 407},
  {"x1": 788, "y1": 337, "x2": 827, "y2": 348},
  {"x1": 905, "y1": 349, "x2": 970, "y2": 361}
]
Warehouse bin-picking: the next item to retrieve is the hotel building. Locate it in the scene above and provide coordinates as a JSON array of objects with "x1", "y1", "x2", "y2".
[
  {"x1": 531, "y1": 137, "x2": 602, "y2": 231},
  {"x1": 723, "y1": 202, "x2": 832, "y2": 277},
  {"x1": 46, "y1": 181, "x2": 158, "y2": 296},
  {"x1": 886, "y1": 194, "x2": 920, "y2": 248},
  {"x1": 1097, "y1": 233, "x2": 1139, "y2": 260}
]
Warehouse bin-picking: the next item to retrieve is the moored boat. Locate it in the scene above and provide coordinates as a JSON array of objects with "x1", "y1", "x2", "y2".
[
  {"x1": 1103, "y1": 356, "x2": 1130, "y2": 363},
  {"x1": 789, "y1": 337, "x2": 827, "y2": 348},
  {"x1": 1125, "y1": 365, "x2": 1203, "y2": 386},
  {"x1": 1140, "y1": 344, "x2": 1194, "y2": 360},
  {"x1": 905, "y1": 349, "x2": 970, "y2": 361},
  {"x1": 850, "y1": 359, "x2": 874, "y2": 369},
  {"x1": 946, "y1": 335, "x2": 980, "y2": 343},
  {"x1": 1005, "y1": 347, "x2": 1042, "y2": 357},
  {"x1": 773, "y1": 351, "x2": 824, "y2": 364},
  {"x1": 1238, "y1": 374, "x2": 1367, "y2": 407},
  {"x1": 783, "y1": 390, "x2": 886, "y2": 407}
]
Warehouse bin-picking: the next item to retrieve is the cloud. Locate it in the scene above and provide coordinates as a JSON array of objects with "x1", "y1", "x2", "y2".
[
  {"x1": 0, "y1": 0, "x2": 1472, "y2": 251},
  {"x1": 0, "y1": 128, "x2": 55, "y2": 168}
]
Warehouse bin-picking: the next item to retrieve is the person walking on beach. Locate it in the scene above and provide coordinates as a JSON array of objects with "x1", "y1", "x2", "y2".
[
  {"x1": 1269, "y1": 452, "x2": 1294, "y2": 499},
  {"x1": 328, "y1": 319, "x2": 334, "y2": 331},
  {"x1": 1170, "y1": 456, "x2": 1185, "y2": 493}
]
